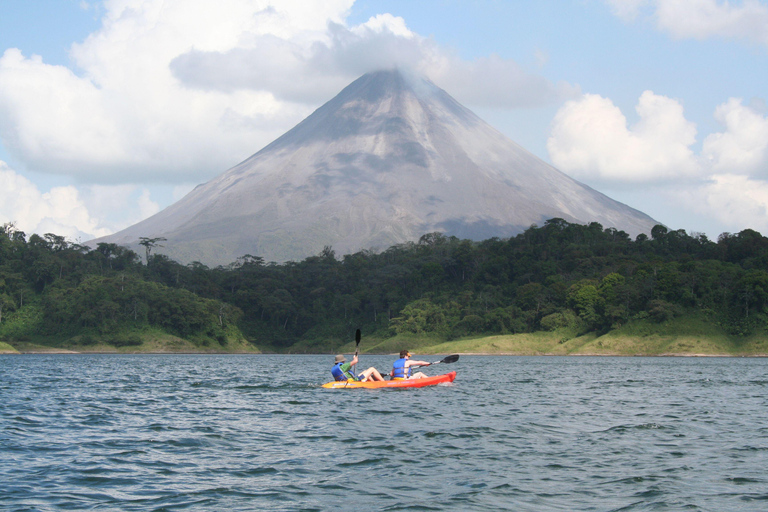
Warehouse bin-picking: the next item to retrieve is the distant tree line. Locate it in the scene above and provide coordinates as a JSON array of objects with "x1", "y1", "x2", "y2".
[{"x1": 2, "y1": 219, "x2": 768, "y2": 350}]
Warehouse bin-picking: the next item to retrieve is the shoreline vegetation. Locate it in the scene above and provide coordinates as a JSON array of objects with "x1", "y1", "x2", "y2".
[
  {"x1": 4, "y1": 220, "x2": 768, "y2": 358},
  {"x1": 3, "y1": 317, "x2": 767, "y2": 357}
]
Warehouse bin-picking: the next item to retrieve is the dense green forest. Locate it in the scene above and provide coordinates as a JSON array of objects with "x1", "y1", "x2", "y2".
[{"x1": 2, "y1": 219, "x2": 768, "y2": 353}]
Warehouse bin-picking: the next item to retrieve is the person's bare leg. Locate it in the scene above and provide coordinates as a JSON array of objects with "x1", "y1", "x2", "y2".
[
  {"x1": 368, "y1": 368, "x2": 385, "y2": 381},
  {"x1": 361, "y1": 367, "x2": 385, "y2": 381}
]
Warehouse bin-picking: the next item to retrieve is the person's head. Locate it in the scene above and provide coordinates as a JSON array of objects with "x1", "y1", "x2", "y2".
[
  {"x1": 334, "y1": 354, "x2": 346, "y2": 364},
  {"x1": 399, "y1": 350, "x2": 412, "y2": 358}
]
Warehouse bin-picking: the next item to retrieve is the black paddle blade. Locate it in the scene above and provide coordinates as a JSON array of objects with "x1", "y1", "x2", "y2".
[
  {"x1": 440, "y1": 354, "x2": 459, "y2": 364},
  {"x1": 355, "y1": 329, "x2": 361, "y2": 346}
]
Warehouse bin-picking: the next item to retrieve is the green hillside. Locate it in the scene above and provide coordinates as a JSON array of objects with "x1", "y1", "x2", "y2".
[{"x1": 3, "y1": 220, "x2": 768, "y2": 356}]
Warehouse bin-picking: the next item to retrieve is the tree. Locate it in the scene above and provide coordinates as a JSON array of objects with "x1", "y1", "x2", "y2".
[
  {"x1": 737, "y1": 269, "x2": 768, "y2": 319},
  {"x1": 138, "y1": 237, "x2": 167, "y2": 263},
  {"x1": 515, "y1": 282, "x2": 546, "y2": 313},
  {"x1": 390, "y1": 298, "x2": 450, "y2": 335},
  {"x1": 651, "y1": 224, "x2": 668, "y2": 240},
  {"x1": 567, "y1": 280, "x2": 603, "y2": 329},
  {"x1": 43, "y1": 234, "x2": 69, "y2": 252},
  {"x1": 0, "y1": 292, "x2": 16, "y2": 323}
]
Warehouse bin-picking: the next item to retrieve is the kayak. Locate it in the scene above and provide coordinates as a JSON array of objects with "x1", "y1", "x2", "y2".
[{"x1": 322, "y1": 371, "x2": 456, "y2": 389}]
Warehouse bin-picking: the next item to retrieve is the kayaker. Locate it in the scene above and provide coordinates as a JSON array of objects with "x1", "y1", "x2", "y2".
[
  {"x1": 331, "y1": 354, "x2": 385, "y2": 382},
  {"x1": 390, "y1": 350, "x2": 430, "y2": 380}
]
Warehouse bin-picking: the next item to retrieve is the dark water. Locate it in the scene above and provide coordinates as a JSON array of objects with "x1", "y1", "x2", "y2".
[{"x1": 1, "y1": 355, "x2": 767, "y2": 511}]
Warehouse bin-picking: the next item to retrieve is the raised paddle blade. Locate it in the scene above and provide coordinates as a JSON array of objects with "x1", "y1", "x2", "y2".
[
  {"x1": 353, "y1": 329, "x2": 361, "y2": 370},
  {"x1": 431, "y1": 354, "x2": 459, "y2": 365}
]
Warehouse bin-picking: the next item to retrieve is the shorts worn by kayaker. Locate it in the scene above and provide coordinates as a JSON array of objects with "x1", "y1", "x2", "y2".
[
  {"x1": 390, "y1": 350, "x2": 430, "y2": 380},
  {"x1": 331, "y1": 354, "x2": 385, "y2": 382}
]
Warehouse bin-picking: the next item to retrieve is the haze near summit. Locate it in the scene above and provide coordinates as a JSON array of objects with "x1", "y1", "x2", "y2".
[{"x1": 0, "y1": 0, "x2": 766, "y2": 245}]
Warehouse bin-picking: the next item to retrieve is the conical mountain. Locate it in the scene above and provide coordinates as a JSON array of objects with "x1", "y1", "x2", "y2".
[{"x1": 93, "y1": 69, "x2": 657, "y2": 264}]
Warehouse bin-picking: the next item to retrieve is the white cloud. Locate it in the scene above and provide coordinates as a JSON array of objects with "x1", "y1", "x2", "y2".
[
  {"x1": 0, "y1": 161, "x2": 162, "y2": 242},
  {"x1": 0, "y1": 0, "x2": 571, "y2": 189},
  {"x1": 0, "y1": 161, "x2": 108, "y2": 241},
  {"x1": 606, "y1": 0, "x2": 768, "y2": 46},
  {"x1": 703, "y1": 98, "x2": 768, "y2": 174},
  {"x1": 547, "y1": 91, "x2": 701, "y2": 184},
  {"x1": 677, "y1": 174, "x2": 768, "y2": 233},
  {"x1": 80, "y1": 183, "x2": 160, "y2": 233},
  {"x1": 549, "y1": 90, "x2": 768, "y2": 236},
  {"x1": 0, "y1": 0, "x2": 357, "y2": 184},
  {"x1": 0, "y1": 49, "x2": 121, "y2": 169},
  {"x1": 136, "y1": 188, "x2": 161, "y2": 219},
  {"x1": 548, "y1": 91, "x2": 768, "y2": 186},
  {"x1": 353, "y1": 13, "x2": 415, "y2": 38},
  {"x1": 656, "y1": 0, "x2": 768, "y2": 44},
  {"x1": 429, "y1": 55, "x2": 580, "y2": 109},
  {"x1": 170, "y1": 12, "x2": 574, "y2": 108}
]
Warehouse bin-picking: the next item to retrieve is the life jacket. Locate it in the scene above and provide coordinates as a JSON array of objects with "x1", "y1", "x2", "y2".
[
  {"x1": 392, "y1": 357, "x2": 411, "y2": 379},
  {"x1": 331, "y1": 362, "x2": 356, "y2": 381}
]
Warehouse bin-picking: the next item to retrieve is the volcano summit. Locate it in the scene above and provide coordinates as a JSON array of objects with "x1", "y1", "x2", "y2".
[{"x1": 93, "y1": 70, "x2": 657, "y2": 264}]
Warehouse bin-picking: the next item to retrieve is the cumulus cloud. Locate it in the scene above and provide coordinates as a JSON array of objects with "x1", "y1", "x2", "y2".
[
  {"x1": 0, "y1": 0, "x2": 571, "y2": 188},
  {"x1": 656, "y1": 0, "x2": 768, "y2": 44},
  {"x1": 703, "y1": 98, "x2": 768, "y2": 175},
  {"x1": 606, "y1": 0, "x2": 768, "y2": 46},
  {"x1": 0, "y1": 161, "x2": 158, "y2": 242},
  {"x1": 0, "y1": 1, "x2": 355, "y2": 183},
  {"x1": 0, "y1": 161, "x2": 107, "y2": 241},
  {"x1": 549, "y1": 90, "x2": 768, "y2": 235},
  {"x1": 547, "y1": 91, "x2": 701, "y2": 184},
  {"x1": 78, "y1": 184, "x2": 161, "y2": 233},
  {"x1": 677, "y1": 174, "x2": 768, "y2": 233},
  {"x1": 549, "y1": 91, "x2": 768, "y2": 185},
  {"x1": 170, "y1": 13, "x2": 575, "y2": 108}
]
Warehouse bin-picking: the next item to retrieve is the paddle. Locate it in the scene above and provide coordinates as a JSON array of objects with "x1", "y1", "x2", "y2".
[
  {"x1": 413, "y1": 354, "x2": 459, "y2": 367},
  {"x1": 352, "y1": 329, "x2": 361, "y2": 374}
]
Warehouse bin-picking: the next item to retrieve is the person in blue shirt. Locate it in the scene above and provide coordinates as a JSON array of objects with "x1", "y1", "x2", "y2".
[
  {"x1": 390, "y1": 350, "x2": 430, "y2": 380},
  {"x1": 331, "y1": 354, "x2": 385, "y2": 382}
]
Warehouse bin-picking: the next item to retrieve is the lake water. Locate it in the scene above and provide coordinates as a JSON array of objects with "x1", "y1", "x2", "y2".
[{"x1": 1, "y1": 354, "x2": 767, "y2": 511}]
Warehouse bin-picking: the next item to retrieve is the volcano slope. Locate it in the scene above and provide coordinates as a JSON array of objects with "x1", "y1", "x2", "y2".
[{"x1": 93, "y1": 69, "x2": 657, "y2": 265}]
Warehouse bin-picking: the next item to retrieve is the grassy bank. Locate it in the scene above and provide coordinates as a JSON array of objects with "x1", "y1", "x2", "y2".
[
  {"x1": 4, "y1": 314, "x2": 767, "y2": 356},
  {"x1": 0, "y1": 341, "x2": 19, "y2": 354},
  {"x1": 2, "y1": 329, "x2": 260, "y2": 354},
  {"x1": 350, "y1": 314, "x2": 768, "y2": 357}
]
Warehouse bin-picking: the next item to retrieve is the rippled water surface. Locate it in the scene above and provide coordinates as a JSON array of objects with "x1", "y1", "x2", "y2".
[{"x1": 2, "y1": 354, "x2": 767, "y2": 511}]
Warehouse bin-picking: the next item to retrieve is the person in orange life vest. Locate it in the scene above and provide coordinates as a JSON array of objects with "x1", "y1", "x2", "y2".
[
  {"x1": 390, "y1": 350, "x2": 430, "y2": 380},
  {"x1": 331, "y1": 354, "x2": 385, "y2": 382}
]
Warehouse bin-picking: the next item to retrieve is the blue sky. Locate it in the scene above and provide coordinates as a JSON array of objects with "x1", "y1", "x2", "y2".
[{"x1": 0, "y1": 0, "x2": 767, "y2": 243}]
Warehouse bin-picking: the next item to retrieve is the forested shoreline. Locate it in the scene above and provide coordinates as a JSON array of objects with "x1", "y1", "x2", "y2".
[{"x1": 2, "y1": 219, "x2": 768, "y2": 355}]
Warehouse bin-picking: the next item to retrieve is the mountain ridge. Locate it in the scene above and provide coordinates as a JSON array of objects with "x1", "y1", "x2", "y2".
[{"x1": 91, "y1": 69, "x2": 658, "y2": 264}]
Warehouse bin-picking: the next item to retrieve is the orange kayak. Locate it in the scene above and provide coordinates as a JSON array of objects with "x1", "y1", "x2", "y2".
[{"x1": 322, "y1": 371, "x2": 456, "y2": 389}]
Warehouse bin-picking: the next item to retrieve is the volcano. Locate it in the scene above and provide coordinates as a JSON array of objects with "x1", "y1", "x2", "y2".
[{"x1": 92, "y1": 69, "x2": 657, "y2": 264}]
